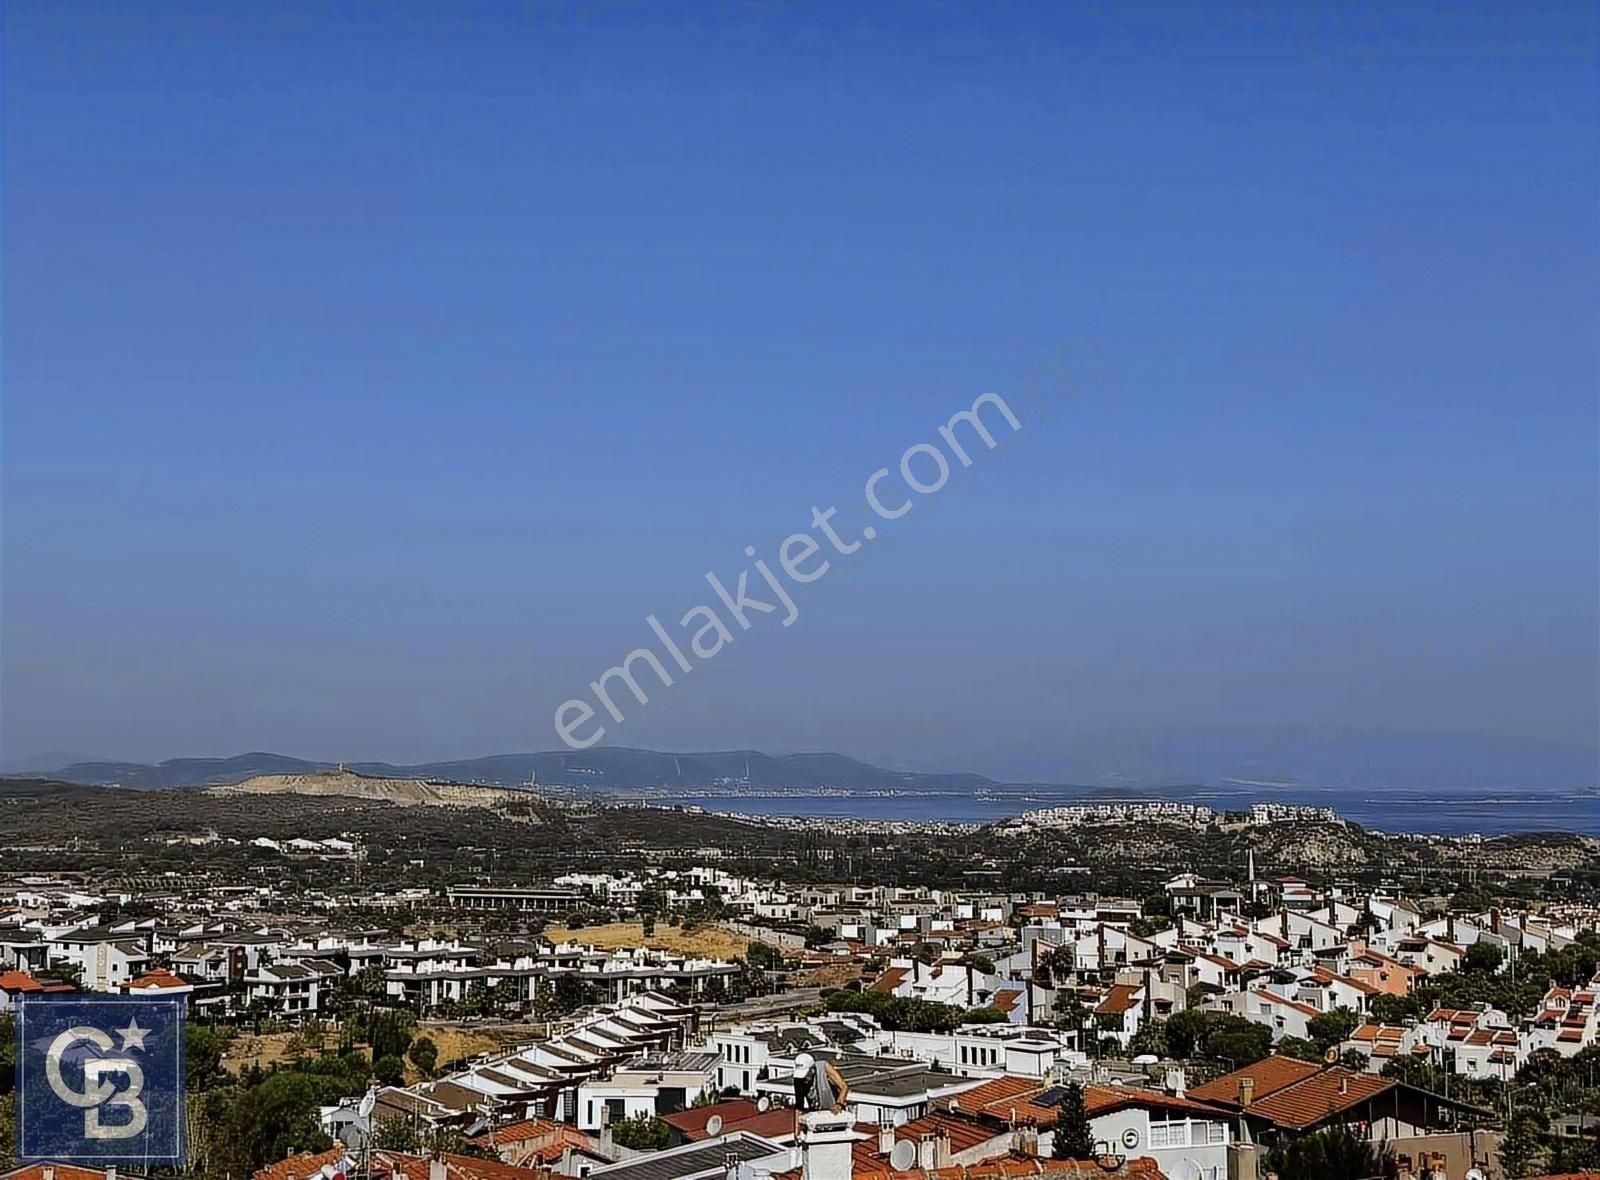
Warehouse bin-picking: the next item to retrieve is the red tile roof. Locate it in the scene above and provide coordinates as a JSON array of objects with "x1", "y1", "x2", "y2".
[
  {"x1": 1245, "y1": 1069, "x2": 1393, "y2": 1132},
  {"x1": 257, "y1": 1150, "x2": 544, "y2": 1180},
  {"x1": 1095, "y1": 984, "x2": 1141, "y2": 1016},
  {"x1": 1189, "y1": 1055, "x2": 1322, "y2": 1105},
  {"x1": 896, "y1": 1112, "x2": 1009, "y2": 1155},
  {"x1": 254, "y1": 1147, "x2": 347, "y2": 1180},
  {"x1": 4, "y1": 1167, "x2": 148, "y2": 1180},
  {"x1": 1083, "y1": 1086, "x2": 1231, "y2": 1122},
  {"x1": 470, "y1": 1117, "x2": 566, "y2": 1146},
  {"x1": 125, "y1": 968, "x2": 190, "y2": 991},
  {"x1": 870, "y1": 967, "x2": 910, "y2": 994},
  {"x1": 661, "y1": 1098, "x2": 797, "y2": 1141},
  {"x1": 767, "y1": 1150, "x2": 1167, "y2": 1180}
]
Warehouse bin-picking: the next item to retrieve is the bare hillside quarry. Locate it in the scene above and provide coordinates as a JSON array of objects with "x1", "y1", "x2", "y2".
[{"x1": 209, "y1": 769, "x2": 532, "y2": 810}]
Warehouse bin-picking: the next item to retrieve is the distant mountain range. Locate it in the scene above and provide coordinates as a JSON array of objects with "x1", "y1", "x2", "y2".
[
  {"x1": 7, "y1": 748, "x2": 1000, "y2": 793},
  {"x1": 8, "y1": 722, "x2": 1597, "y2": 798}
]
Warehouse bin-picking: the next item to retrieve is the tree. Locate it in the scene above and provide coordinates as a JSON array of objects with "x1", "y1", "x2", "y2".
[
  {"x1": 1165, "y1": 1008, "x2": 1213, "y2": 1060},
  {"x1": 960, "y1": 1006, "x2": 1008, "y2": 1025},
  {"x1": 1464, "y1": 941, "x2": 1505, "y2": 974},
  {"x1": 1498, "y1": 1110, "x2": 1547, "y2": 1178},
  {"x1": 1202, "y1": 1016, "x2": 1271, "y2": 1066},
  {"x1": 1308, "y1": 1008, "x2": 1360, "y2": 1053},
  {"x1": 373, "y1": 1054, "x2": 406, "y2": 1086},
  {"x1": 1263, "y1": 1125, "x2": 1393, "y2": 1180},
  {"x1": 1051, "y1": 1082, "x2": 1094, "y2": 1160},
  {"x1": 1127, "y1": 1021, "x2": 1169, "y2": 1059},
  {"x1": 610, "y1": 1113, "x2": 671, "y2": 1151},
  {"x1": 408, "y1": 1035, "x2": 439, "y2": 1078},
  {"x1": 362, "y1": 1009, "x2": 415, "y2": 1060},
  {"x1": 746, "y1": 942, "x2": 785, "y2": 971},
  {"x1": 217, "y1": 1072, "x2": 331, "y2": 1176},
  {"x1": 0, "y1": 1016, "x2": 14, "y2": 1096},
  {"x1": 1277, "y1": 1036, "x2": 1324, "y2": 1062},
  {"x1": 187, "y1": 1023, "x2": 234, "y2": 1092},
  {"x1": 1038, "y1": 944, "x2": 1076, "y2": 987},
  {"x1": 1369, "y1": 993, "x2": 1420, "y2": 1024}
]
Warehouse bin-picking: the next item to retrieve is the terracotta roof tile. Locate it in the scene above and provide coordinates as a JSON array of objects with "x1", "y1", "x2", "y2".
[
  {"x1": 1245, "y1": 1069, "x2": 1395, "y2": 1132},
  {"x1": 1189, "y1": 1055, "x2": 1321, "y2": 1105}
]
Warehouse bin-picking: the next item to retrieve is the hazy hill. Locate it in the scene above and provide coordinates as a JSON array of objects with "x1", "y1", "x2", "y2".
[{"x1": 24, "y1": 747, "x2": 999, "y2": 793}]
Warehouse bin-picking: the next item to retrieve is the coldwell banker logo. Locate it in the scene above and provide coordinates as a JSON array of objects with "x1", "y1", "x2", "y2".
[{"x1": 16, "y1": 995, "x2": 187, "y2": 1163}]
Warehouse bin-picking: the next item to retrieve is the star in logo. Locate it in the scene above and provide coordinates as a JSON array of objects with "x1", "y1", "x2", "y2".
[{"x1": 117, "y1": 1017, "x2": 148, "y2": 1051}]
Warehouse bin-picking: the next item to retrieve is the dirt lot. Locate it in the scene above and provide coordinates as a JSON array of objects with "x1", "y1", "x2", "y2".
[
  {"x1": 222, "y1": 1024, "x2": 511, "y2": 1081},
  {"x1": 545, "y1": 921, "x2": 756, "y2": 961},
  {"x1": 795, "y1": 961, "x2": 863, "y2": 989}
]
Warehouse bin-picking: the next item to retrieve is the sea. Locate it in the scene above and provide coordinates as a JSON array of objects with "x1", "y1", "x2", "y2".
[{"x1": 641, "y1": 784, "x2": 1599, "y2": 836}]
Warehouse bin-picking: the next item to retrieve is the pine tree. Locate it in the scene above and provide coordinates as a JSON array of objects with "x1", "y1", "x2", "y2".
[{"x1": 1051, "y1": 1082, "x2": 1095, "y2": 1160}]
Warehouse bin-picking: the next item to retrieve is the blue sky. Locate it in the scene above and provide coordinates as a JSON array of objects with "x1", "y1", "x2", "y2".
[{"x1": 3, "y1": 2, "x2": 1596, "y2": 784}]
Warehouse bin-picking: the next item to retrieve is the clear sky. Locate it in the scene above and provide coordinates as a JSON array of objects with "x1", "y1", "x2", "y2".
[{"x1": 3, "y1": 2, "x2": 1596, "y2": 785}]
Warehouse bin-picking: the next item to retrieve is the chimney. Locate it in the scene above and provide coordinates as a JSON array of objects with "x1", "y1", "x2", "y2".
[
  {"x1": 1015, "y1": 1124, "x2": 1040, "y2": 1157},
  {"x1": 934, "y1": 1129, "x2": 951, "y2": 1169},
  {"x1": 1239, "y1": 1077, "x2": 1255, "y2": 1108},
  {"x1": 917, "y1": 1134, "x2": 937, "y2": 1170},
  {"x1": 599, "y1": 1105, "x2": 614, "y2": 1158},
  {"x1": 43, "y1": 1170, "x2": 55, "y2": 1180},
  {"x1": 106, "y1": 1169, "x2": 117, "y2": 1180},
  {"x1": 878, "y1": 1118, "x2": 895, "y2": 1157},
  {"x1": 800, "y1": 1111, "x2": 861, "y2": 1180},
  {"x1": 1338, "y1": 1076, "x2": 1349, "y2": 1097}
]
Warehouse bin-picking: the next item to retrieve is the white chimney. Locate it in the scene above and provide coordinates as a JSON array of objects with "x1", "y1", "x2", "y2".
[
  {"x1": 429, "y1": 1159, "x2": 448, "y2": 1180},
  {"x1": 878, "y1": 1118, "x2": 895, "y2": 1156},
  {"x1": 801, "y1": 1111, "x2": 861, "y2": 1180}
]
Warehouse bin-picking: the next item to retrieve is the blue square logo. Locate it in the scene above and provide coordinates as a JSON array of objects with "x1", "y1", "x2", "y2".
[{"x1": 16, "y1": 995, "x2": 187, "y2": 1163}]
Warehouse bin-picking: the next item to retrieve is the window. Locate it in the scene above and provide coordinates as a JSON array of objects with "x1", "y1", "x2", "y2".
[
  {"x1": 1205, "y1": 1123, "x2": 1227, "y2": 1144},
  {"x1": 1149, "y1": 1122, "x2": 1186, "y2": 1149}
]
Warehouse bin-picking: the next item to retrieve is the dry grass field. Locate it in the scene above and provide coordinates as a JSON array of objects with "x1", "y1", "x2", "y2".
[
  {"x1": 545, "y1": 920, "x2": 756, "y2": 961},
  {"x1": 221, "y1": 1023, "x2": 511, "y2": 1081}
]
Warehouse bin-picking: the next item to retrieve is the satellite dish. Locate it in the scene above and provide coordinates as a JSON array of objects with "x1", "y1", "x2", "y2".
[
  {"x1": 756, "y1": 1096, "x2": 771, "y2": 1113},
  {"x1": 357, "y1": 1090, "x2": 376, "y2": 1119},
  {"x1": 705, "y1": 1115, "x2": 724, "y2": 1138},
  {"x1": 1466, "y1": 1171, "x2": 1486, "y2": 1180},
  {"x1": 1324, "y1": 1048, "x2": 1339, "y2": 1064},
  {"x1": 889, "y1": 1140, "x2": 917, "y2": 1172}
]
